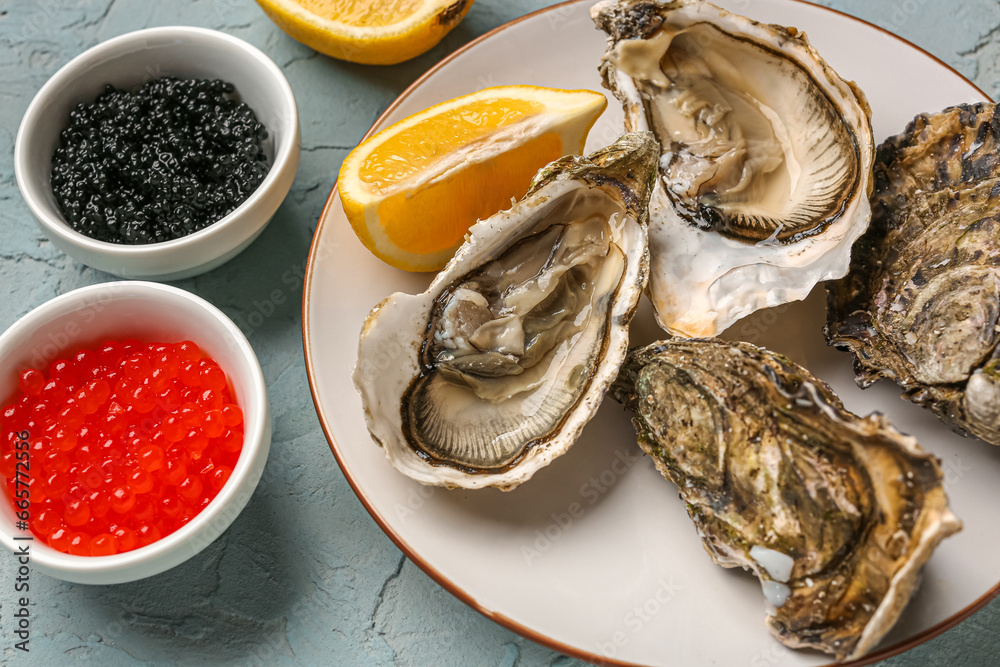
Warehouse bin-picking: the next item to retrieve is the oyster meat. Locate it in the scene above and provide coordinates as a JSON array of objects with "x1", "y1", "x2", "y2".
[
  {"x1": 610, "y1": 339, "x2": 960, "y2": 660},
  {"x1": 353, "y1": 132, "x2": 658, "y2": 490},
  {"x1": 593, "y1": 0, "x2": 875, "y2": 337},
  {"x1": 827, "y1": 102, "x2": 1000, "y2": 446}
]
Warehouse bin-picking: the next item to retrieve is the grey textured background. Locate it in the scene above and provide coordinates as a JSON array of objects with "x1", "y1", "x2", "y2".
[{"x1": 1, "y1": 0, "x2": 998, "y2": 665}]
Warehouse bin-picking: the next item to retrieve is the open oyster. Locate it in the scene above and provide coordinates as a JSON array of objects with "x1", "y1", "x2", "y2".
[
  {"x1": 353, "y1": 132, "x2": 658, "y2": 490},
  {"x1": 593, "y1": 0, "x2": 875, "y2": 337},
  {"x1": 610, "y1": 339, "x2": 960, "y2": 660},
  {"x1": 827, "y1": 103, "x2": 1000, "y2": 446}
]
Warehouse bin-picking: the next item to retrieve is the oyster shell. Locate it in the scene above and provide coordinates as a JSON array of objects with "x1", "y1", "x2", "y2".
[
  {"x1": 610, "y1": 339, "x2": 960, "y2": 660},
  {"x1": 593, "y1": 0, "x2": 875, "y2": 337},
  {"x1": 353, "y1": 132, "x2": 658, "y2": 490},
  {"x1": 827, "y1": 102, "x2": 1000, "y2": 446}
]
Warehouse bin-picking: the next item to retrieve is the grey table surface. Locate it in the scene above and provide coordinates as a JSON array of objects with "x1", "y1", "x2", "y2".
[{"x1": 1, "y1": 0, "x2": 998, "y2": 665}]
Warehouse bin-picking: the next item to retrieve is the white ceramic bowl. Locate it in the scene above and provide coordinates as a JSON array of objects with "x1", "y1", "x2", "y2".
[
  {"x1": 14, "y1": 27, "x2": 300, "y2": 281},
  {"x1": 0, "y1": 282, "x2": 271, "y2": 584}
]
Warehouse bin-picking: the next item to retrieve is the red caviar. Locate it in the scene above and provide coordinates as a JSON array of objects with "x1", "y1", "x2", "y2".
[{"x1": 0, "y1": 340, "x2": 243, "y2": 556}]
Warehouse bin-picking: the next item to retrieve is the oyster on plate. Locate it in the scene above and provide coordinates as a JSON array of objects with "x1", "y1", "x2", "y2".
[
  {"x1": 827, "y1": 102, "x2": 1000, "y2": 446},
  {"x1": 592, "y1": 0, "x2": 875, "y2": 337},
  {"x1": 610, "y1": 339, "x2": 961, "y2": 660},
  {"x1": 353, "y1": 132, "x2": 658, "y2": 490}
]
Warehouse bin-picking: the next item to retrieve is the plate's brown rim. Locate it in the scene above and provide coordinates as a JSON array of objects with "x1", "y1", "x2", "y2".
[{"x1": 300, "y1": 1, "x2": 996, "y2": 665}]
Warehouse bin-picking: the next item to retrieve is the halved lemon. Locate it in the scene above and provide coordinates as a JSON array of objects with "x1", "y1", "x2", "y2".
[
  {"x1": 338, "y1": 86, "x2": 608, "y2": 272},
  {"x1": 254, "y1": 0, "x2": 474, "y2": 65}
]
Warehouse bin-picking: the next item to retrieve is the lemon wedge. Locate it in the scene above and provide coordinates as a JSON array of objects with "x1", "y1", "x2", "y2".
[
  {"x1": 337, "y1": 85, "x2": 608, "y2": 272},
  {"x1": 255, "y1": 0, "x2": 474, "y2": 65}
]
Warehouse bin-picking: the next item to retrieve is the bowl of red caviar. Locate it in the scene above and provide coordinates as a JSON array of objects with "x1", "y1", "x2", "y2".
[
  {"x1": 14, "y1": 26, "x2": 300, "y2": 280},
  {"x1": 0, "y1": 281, "x2": 270, "y2": 584}
]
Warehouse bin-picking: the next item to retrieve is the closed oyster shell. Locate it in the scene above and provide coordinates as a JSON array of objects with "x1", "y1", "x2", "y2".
[
  {"x1": 610, "y1": 339, "x2": 960, "y2": 660},
  {"x1": 827, "y1": 102, "x2": 1000, "y2": 446},
  {"x1": 593, "y1": 0, "x2": 874, "y2": 337},
  {"x1": 353, "y1": 132, "x2": 658, "y2": 490}
]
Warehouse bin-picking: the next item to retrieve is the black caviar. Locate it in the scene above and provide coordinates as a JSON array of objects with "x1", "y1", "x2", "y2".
[{"x1": 50, "y1": 77, "x2": 270, "y2": 244}]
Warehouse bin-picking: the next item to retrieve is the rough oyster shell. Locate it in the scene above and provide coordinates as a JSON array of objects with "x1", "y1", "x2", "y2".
[
  {"x1": 593, "y1": 0, "x2": 875, "y2": 337},
  {"x1": 827, "y1": 102, "x2": 1000, "y2": 446},
  {"x1": 610, "y1": 339, "x2": 960, "y2": 660},
  {"x1": 353, "y1": 132, "x2": 658, "y2": 490}
]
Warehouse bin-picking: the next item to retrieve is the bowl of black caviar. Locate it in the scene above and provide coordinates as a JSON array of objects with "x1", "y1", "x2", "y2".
[{"x1": 14, "y1": 26, "x2": 300, "y2": 280}]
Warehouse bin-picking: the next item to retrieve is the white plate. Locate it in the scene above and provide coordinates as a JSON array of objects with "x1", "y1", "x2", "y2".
[{"x1": 303, "y1": 2, "x2": 1000, "y2": 665}]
